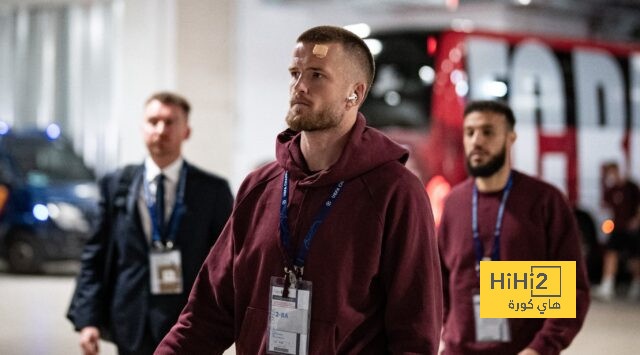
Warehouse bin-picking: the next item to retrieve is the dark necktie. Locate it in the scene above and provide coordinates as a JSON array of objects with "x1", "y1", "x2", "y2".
[{"x1": 155, "y1": 174, "x2": 166, "y2": 239}]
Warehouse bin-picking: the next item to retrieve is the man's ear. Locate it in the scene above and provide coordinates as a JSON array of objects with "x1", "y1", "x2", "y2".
[
  {"x1": 348, "y1": 82, "x2": 367, "y2": 107},
  {"x1": 508, "y1": 130, "x2": 517, "y2": 146}
]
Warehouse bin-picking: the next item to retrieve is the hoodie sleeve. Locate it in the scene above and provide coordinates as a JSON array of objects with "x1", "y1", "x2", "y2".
[
  {"x1": 526, "y1": 190, "x2": 590, "y2": 355},
  {"x1": 155, "y1": 217, "x2": 236, "y2": 355},
  {"x1": 379, "y1": 173, "x2": 443, "y2": 354},
  {"x1": 437, "y1": 211, "x2": 451, "y2": 327}
]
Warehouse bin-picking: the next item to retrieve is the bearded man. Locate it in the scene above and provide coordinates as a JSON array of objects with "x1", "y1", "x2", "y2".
[
  {"x1": 155, "y1": 25, "x2": 442, "y2": 355},
  {"x1": 437, "y1": 100, "x2": 590, "y2": 355}
]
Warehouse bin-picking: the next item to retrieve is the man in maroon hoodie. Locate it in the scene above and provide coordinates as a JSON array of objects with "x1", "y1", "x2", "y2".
[
  {"x1": 155, "y1": 26, "x2": 442, "y2": 354},
  {"x1": 438, "y1": 100, "x2": 590, "y2": 355}
]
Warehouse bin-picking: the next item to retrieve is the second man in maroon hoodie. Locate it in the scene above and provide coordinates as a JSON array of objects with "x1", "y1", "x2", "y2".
[
  {"x1": 438, "y1": 100, "x2": 590, "y2": 355},
  {"x1": 156, "y1": 25, "x2": 442, "y2": 354}
]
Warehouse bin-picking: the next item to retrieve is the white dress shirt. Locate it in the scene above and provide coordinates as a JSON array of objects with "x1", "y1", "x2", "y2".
[{"x1": 138, "y1": 157, "x2": 184, "y2": 242}]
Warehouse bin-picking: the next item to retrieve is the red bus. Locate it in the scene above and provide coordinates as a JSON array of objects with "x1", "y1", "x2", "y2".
[{"x1": 360, "y1": 29, "x2": 640, "y2": 281}]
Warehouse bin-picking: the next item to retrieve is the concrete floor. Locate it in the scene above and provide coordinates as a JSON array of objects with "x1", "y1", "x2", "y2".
[
  {"x1": 0, "y1": 261, "x2": 233, "y2": 355},
  {"x1": 0, "y1": 262, "x2": 638, "y2": 354}
]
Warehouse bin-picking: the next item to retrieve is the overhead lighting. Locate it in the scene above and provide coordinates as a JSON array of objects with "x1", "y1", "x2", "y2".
[
  {"x1": 483, "y1": 80, "x2": 508, "y2": 97},
  {"x1": 455, "y1": 81, "x2": 469, "y2": 97},
  {"x1": 0, "y1": 121, "x2": 9, "y2": 135},
  {"x1": 344, "y1": 23, "x2": 370, "y2": 38},
  {"x1": 449, "y1": 69, "x2": 466, "y2": 84},
  {"x1": 364, "y1": 38, "x2": 383, "y2": 56},
  {"x1": 384, "y1": 91, "x2": 401, "y2": 106},
  {"x1": 419, "y1": 66, "x2": 435, "y2": 85},
  {"x1": 448, "y1": 47, "x2": 462, "y2": 62},
  {"x1": 46, "y1": 123, "x2": 61, "y2": 140},
  {"x1": 32, "y1": 204, "x2": 49, "y2": 221},
  {"x1": 517, "y1": 0, "x2": 532, "y2": 5}
]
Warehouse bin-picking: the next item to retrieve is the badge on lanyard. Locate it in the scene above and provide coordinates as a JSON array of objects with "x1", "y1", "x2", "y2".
[
  {"x1": 471, "y1": 172, "x2": 513, "y2": 342},
  {"x1": 144, "y1": 163, "x2": 188, "y2": 295},
  {"x1": 473, "y1": 291, "x2": 511, "y2": 342},
  {"x1": 149, "y1": 248, "x2": 183, "y2": 295},
  {"x1": 267, "y1": 172, "x2": 344, "y2": 355},
  {"x1": 267, "y1": 276, "x2": 312, "y2": 355}
]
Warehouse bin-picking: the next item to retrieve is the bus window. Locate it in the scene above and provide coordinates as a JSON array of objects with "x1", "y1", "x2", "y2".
[{"x1": 361, "y1": 32, "x2": 438, "y2": 129}]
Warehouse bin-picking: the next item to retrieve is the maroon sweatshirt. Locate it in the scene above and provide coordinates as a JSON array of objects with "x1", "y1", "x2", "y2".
[
  {"x1": 156, "y1": 114, "x2": 443, "y2": 354},
  {"x1": 438, "y1": 171, "x2": 590, "y2": 355},
  {"x1": 604, "y1": 180, "x2": 640, "y2": 230}
]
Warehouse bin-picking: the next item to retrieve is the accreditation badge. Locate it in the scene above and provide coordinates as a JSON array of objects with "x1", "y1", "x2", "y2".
[
  {"x1": 149, "y1": 249, "x2": 183, "y2": 295},
  {"x1": 473, "y1": 291, "x2": 510, "y2": 342},
  {"x1": 267, "y1": 276, "x2": 312, "y2": 355}
]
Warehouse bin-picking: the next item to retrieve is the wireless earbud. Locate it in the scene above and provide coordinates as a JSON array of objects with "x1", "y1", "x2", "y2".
[{"x1": 348, "y1": 93, "x2": 358, "y2": 102}]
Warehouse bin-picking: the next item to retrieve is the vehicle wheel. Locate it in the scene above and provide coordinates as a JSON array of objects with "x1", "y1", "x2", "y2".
[{"x1": 7, "y1": 231, "x2": 43, "y2": 273}]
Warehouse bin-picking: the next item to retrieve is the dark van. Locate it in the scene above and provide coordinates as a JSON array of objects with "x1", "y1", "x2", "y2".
[{"x1": 0, "y1": 125, "x2": 99, "y2": 273}]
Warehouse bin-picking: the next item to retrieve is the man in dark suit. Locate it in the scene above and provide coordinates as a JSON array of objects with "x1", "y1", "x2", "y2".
[{"x1": 67, "y1": 92, "x2": 233, "y2": 355}]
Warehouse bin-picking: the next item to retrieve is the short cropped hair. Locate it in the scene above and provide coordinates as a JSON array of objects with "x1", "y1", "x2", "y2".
[
  {"x1": 145, "y1": 91, "x2": 191, "y2": 117},
  {"x1": 297, "y1": 25, "x2": 376, "y2": 99},
  {"x1": 464, "y1": 100, "x2": 515, "y2": 130}
]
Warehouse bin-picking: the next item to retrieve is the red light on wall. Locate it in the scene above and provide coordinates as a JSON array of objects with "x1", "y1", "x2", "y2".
[
  {"x1": 601, "y1": 219, "x2": 614, "y2": 234},
  {"x1": 0, "y1": 185, "x2": 8, "y2": 215},
  {"x1": 426, "y1": 175, "x2": 451, "y2": 228},
  {"x1": 427, "y1": 36, "x2": 438, "y2": 56}
]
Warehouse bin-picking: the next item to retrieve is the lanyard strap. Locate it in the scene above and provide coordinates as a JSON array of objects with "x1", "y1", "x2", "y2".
[
  {"x1": 279, "y1": 171, "x2": 344, "y2": 272},
  {"x1": 472, "y1": 171, "x2": 514, "y2": 275},
  {"x1": 144, "y1": 162, "x2": 188, "y2": 246}
]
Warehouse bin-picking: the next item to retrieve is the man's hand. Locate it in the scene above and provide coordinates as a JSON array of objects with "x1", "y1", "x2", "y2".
[
  {"x1": 79, "y1": 326, "x2": 100, "y2": 355},
  {"x1": 518, "y1": 348, "x2": 540, "y2": 355}
]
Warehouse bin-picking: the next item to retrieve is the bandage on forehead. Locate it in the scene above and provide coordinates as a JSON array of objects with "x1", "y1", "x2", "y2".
[{"x1": 312, "y1": 44, "x2": 329, "y2": 58}]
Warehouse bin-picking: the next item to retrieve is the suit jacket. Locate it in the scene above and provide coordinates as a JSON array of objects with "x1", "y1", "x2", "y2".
[{"x1": 68, "y1": 161, "x2": 233, "y2": 352}]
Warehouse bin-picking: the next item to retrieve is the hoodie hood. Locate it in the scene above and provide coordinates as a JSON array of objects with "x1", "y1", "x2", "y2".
[{"x1": 276, "y1": 113, "x2": 409, "y2": 187}]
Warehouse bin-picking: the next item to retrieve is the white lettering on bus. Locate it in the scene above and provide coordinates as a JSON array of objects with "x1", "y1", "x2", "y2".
[
  {"x1": 465, "y1": 35, "x2": 640, "y2": 219},
  {"x1": 573, "y1": 48, "x2": 626, "y2": 215},
  {"x1": 510, "y1": 39, "x2": 567, "y2": 192}
]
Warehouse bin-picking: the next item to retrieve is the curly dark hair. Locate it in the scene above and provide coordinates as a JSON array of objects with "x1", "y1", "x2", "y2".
[{"x1": 464, "y1": 100, "x2": 515, "y2": 130}]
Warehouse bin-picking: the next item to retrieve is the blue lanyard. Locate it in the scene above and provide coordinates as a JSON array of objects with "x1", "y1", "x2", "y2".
[
  {"x1": 472, "y1": 171, "x2": 513, "y2": 275},
  {"x1": 279, "y1": 171, "x2": 344, "y2": 273},
  {"x1": 143, "y1": 162, "x2": 188, "y2": 247}
]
